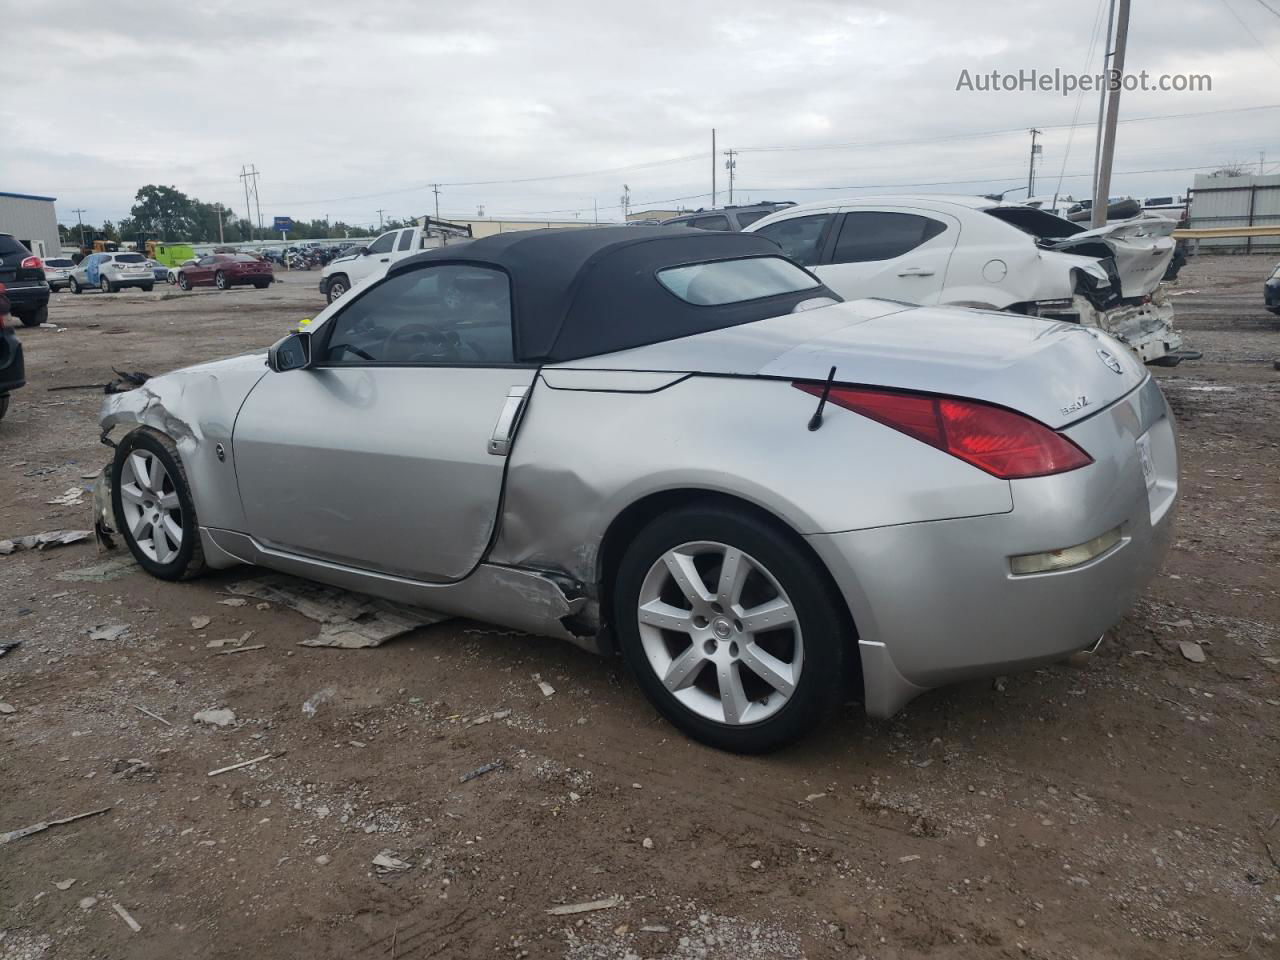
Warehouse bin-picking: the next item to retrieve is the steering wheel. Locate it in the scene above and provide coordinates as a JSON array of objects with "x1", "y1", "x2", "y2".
[{"x1": 383, "y1": 323, "x2": 461, "y2": 362}]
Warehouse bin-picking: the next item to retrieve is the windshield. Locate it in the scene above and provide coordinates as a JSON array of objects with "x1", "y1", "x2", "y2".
[{"x1": 657, "y1": 256, "x2": 821, "y2": 306}]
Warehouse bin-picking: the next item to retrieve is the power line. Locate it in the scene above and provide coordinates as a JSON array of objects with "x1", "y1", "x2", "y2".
[
  {"x1": 735, "y1": 103, "x2": 1280, "y2": 154},
  {"x1": 1252, "y1": 0, "x2": 1280, "y2": 21},
  {"x1": 1221, "y1": 0, "x2": 1280, "y2": 71}
]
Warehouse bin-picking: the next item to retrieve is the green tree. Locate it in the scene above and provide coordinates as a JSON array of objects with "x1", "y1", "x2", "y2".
[{"x1": 130, "y1": 185, "x2": 198, "y2": 239}]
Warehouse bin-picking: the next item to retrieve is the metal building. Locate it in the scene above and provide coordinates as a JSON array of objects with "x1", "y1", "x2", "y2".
[
  {"x1": 1186, "y1": 173, "x2": 1280, "y2": 253},
  {"x1": 0, "y1": 191, "x2": 60, "y2": 259}
]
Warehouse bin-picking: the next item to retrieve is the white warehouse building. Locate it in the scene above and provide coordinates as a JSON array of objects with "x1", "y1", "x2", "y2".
[{"x1": 0, "y1": 191, "x2": 60, "y2": 259}]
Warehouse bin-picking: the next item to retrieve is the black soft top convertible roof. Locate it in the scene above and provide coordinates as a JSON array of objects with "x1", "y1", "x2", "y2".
[{"x1": 387, "y1": 226, "x2": 834, "y2": 363}]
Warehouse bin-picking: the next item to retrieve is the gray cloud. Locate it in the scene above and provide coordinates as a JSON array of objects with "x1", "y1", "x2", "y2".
[{"x1": 5, "y1": 0, "x2": 1278, "y2": 229}]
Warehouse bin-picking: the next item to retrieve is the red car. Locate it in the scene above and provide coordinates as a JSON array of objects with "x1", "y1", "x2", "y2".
[{"x1": 177, "y1": 253, "x2": 274, "y2": 291}]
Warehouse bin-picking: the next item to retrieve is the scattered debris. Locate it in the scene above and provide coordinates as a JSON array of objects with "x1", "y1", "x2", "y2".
[
  {"x1": 460, "y1": 760, "x2": 505, "y2": 783},
  {"x1": 0, "y1": 639, "x2": 22, "y2": 658},
  {"x1": 537, "y1": 681, "x2": 556, "y2": 697},
  {"x1": 640, "y1": 925, "x2": 670, "y2": 933},
  {"x1": 56, "y1": 556, "x2": 136, "y2": 582},
  {"x1": 78, "y1": 896, "x2": 97, "y2": 910},
  {"x1": 314, "y1": 854, "x2": 331, "y2": 866},
  {"x1": 0, "y1": 702, "x2": 15, "y2": 715},
  {"x1": 642, "y1": 837, "x2": 654, "y2": 849},
  {"x1": 302, "y1": 687, "x2": 337, "y2": 718},
  {"x1": 207, "y1": 753, "x2": 278, "y2": 777},
  {"x1": 87, "y1": 623, "x2": 129, "y2": 642},
  {"x1": 193, "y1": 708, "x2": 237, "y2": 728},
  {"x1": 372, "y1": 851, "x2": 412, "y2": 873},
  {"x1": 112, "y1": 902, "x2": 142, "y2": 933},
  {"x1": 993, "y1": 676, "x2": 1008, "y2": 693},
  {"x1": 750, "y1": 860, "x2": 763, "y2": 870},
  {"x1": 546, "y1": 896, "x2": 622, "y2": 916},
  {"x1": 227, "y1": 573, "x2": 448, "y2": 648},
  {"x1": 46, "y1": 487, "x2": 86, "y2": 506},
  {"x1": 0, "y1": 807, "x2": 113, "y2": 846},
  {"x1": 132, "y1": 705, "x2": 171, "y2": 727},
  {"x1": 804, "y1": 793, "x2": 827, "y2": 803},
  {"x1": 0, "y1": 529, "x2": 91, "y2": 555},
  {"x1": 190, "y1": 616, "x2": 212, "y2": 630},
  {"x1": 53, "y1": 878, "x2": 76, "y2": 891},
  {"x1": 216, "y1": 644, "x2": 266, "y2": 656},
  {"x1": 218, "y1": 598, "x2": 248, "y2": 607},
  {"x1": 898, "y1": 855, "x2": 922, "y2": 863},
  {"x1": 1179, "y1": 640, "x2": 1207, "y2": 663}
]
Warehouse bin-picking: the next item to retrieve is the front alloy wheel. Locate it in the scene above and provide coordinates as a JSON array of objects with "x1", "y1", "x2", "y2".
[
  {"x1": 326, "y1": 277, "x2": 348, "y2": 303},
  {"x1": 111, "y1": 428, "x2": 206, "y2": 580},
  {"x1": 615, "y1": 504, "x2": 847, "y2": 753}
]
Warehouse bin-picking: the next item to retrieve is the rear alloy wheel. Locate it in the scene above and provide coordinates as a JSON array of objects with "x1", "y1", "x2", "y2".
[
  {"x1": 326, "y1": 275, "x2": 349, "y2": 304},
  {"x1": 110, "y1": 428, "x2": 207, "y2": 580},
  {"x1": 615, "y1": 505, "x2": 846, "y2": 753},
  {"x1": 178, "y1": 273, "x2": 191, "y2": 291},
  {"x1": 215, "y1": 271, "x2": 229, "y2": 290}
]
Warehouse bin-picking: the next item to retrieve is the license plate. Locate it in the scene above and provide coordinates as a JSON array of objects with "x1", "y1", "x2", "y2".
[{"x1": 1136, "y1": 432, "x2": 1157, "y2": 492}]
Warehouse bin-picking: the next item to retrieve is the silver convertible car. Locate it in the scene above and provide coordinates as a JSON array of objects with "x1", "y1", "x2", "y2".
[{"x1": 94, "y1": 227, "x2": 1178, "y2": 752}]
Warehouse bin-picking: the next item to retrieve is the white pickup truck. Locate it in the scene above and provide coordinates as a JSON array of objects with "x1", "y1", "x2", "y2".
[{"x1": 318, "y1": 225, "x2": 471, "y2": 303}]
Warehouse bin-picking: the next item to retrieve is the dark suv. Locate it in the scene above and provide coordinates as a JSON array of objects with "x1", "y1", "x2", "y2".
[
  {"x1": 0, "y1": 233, "x2": 50, "y2": 327},
  {"x1": 661, "y1": 202, "x2": 796, "y2": 232},
  {"x1": 0, "y1": 283, "x2": 26, "y2": 421}
]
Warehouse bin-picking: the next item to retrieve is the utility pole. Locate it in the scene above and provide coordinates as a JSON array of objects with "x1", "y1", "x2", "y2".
[
  {"x1": 723, "y1": 149, "x2": 738, "y2": 206},
  {"x1": 620, "y1": 184, "x2": 631, "y2": 222},
  {"x1": 214, "y1": 202, "x2": 225, "y2": 244},
  {"x1": 1026, "y1": 128, "x2": 1043, "y2": 198},
  {"x1": 376, "y1": 209, "x2": 386, "y2": 230},
  {"x1": 711, "y1": 129, "x2": 717, "y2": 208},
  {"x1": 72, "y1": 208, "x2": 87, "y2": 249},
  {"x1": 1091, "y1": 0, "x2": 1117, "y2": 202},
  {"x1": 1092, "y1": 0, "x2": 1129, "y2": 228},
  {"x1": 239, "y1": 164, "x2": 262, "y2": 241},
  {"x1": 430, "y1": 184, "x2": 441, "y2": 221},
  {"x1": 593, "y1": 198, "x2": 598, "y2": 224},
  {"x1": 1261, "y1": 151, "x2": 1266, "y2": 175}
]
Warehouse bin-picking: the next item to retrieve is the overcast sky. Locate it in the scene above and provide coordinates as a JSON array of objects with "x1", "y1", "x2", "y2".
[{"x1": 5, "y1": 0, "x2": 1280, "y2": 230}]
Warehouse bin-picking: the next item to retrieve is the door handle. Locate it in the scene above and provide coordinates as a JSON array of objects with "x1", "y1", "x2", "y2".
[
  {"x1": 488, "y1": 385, "x2": 530, "y2": 456},
  {"x1": 379, "y1": 257, "x2": 390, "y2": 262},
  {"x1": 897, "y1": 266, "x2": 935, "y2": 277}
]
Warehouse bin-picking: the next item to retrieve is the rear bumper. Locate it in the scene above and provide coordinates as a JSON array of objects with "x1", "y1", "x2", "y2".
[
  {"x1": 0, "y1": 327, "x2": 26, "y2": 394},
  {"x1": 807, "y1": 376, "x2": 1177, "y2": 717},
  {"x1": 1042, "y1": 289, "x2": 1185, "y2": 364},
  {"x1": 108, "y1": 276, "x2": 154, "y2": 287},
  {"x1": 4, "y1": 281, "x2": 50, "y2": 311}
]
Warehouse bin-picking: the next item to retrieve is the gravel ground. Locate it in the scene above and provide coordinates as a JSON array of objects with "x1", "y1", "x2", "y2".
[{"x1": 1, "y1": 259, "x2": 1277, "y2": 960}]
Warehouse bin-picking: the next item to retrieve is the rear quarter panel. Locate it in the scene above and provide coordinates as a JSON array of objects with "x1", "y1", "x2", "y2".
[{"x1": 490, "y1": 372, "x2": 1013, "y2": 584}]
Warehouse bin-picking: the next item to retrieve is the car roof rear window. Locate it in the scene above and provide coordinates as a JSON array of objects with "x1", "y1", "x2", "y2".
[
  {"x1": 114, "y1": 253, "x2": 145, "y2": 262},
  {"x1": 986, "y1": 206, "x2": 1085, "y2": 240},
  {"x1": 657, "y1": 255, "x2": 820, "y2": 306}
]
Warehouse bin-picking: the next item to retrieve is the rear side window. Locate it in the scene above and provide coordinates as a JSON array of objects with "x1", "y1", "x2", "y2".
[
  {"x1": 688, "y1": 215, "x2": 732, "y2": 232},
  {"x1": 114, "y1": 253, "x2": 145, "y2": 263},
  {"x1": 0, "y1": 235, "x2": 30, "y2": 256},
  {"x1": 985, "y1": 206, "x2": 1084, "y2": 240},
  {"x1": 752, "y1": 214, "x2": 832, "y2": 266},
  {"x1": 831, "y1": 212, "x2": 948, "y2": 264},
  {"x1": 734, "y1": 210, "x2": 770, "y2": 229},
  {"x1": 397, "y1": 229, "x2": 415, "y2": 251},
  {"x1": 657, "y1": 256, "x2": 820, "y2": 306}
]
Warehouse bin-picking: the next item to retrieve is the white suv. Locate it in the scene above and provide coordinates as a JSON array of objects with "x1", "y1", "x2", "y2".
[{"x1": 68, "y1": 252, "x2": 156, "y2": 294}]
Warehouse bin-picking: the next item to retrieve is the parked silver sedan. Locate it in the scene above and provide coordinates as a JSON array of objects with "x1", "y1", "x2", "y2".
[{"x1": 94, "y1": 227, "x2": 1177, "y2": 752}]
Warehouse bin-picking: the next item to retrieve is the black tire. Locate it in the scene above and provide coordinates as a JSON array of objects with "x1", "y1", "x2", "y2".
[
  {"x1": 18, "y1": 303, "x2": 48, "y2": 327},
  {"x1": 325, "y1": 274, "x2": 349, "y2": 304},
  {"x1": 253, "y1": 280, "x2": 269, "y2": 289},
  {"x1": 0, "y1": 394, "x2": 9, "y2": 421},
  {"x1": 110, "y1": 427, "x2": 207, "y2": 581},
  {"x1": 100, "y1": 278, "x2": 115, "y2": 293},
  {"x1": 142, "y1": 284, "x2": 154, "y2": 293},
  {"x1": 614, "y1": 503, "x2": 848, "y2": 753},
  {"x1": 215, "y1": 271, "x2": 229, "y2": 290},
  {"x1": 69, "y1": 277, "x2": 82, "y2": 294}
]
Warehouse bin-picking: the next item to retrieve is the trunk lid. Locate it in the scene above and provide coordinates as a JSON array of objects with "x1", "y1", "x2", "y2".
[
  {"x1": 562, "y1": 299, "x2": 1146, "y2": 429},
  {"x1": 1042, "y1": 215, "x2": 1176, "y2": 298}
]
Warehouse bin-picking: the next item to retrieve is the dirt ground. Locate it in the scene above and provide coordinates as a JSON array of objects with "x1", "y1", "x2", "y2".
[{"x1": 1, "y1": 259, "x2": 1277, "y2": 960}]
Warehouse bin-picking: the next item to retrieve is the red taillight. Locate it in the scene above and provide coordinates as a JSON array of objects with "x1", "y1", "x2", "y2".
[
  {"x1": 794, "y1": 383, "x2": 1092, "y2": 479},
  {"x1": 21, "y1": 255, "x2": 42, "y2": 270}
]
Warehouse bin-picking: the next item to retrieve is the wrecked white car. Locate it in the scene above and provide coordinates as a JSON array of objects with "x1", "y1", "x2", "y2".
[{"x1": 745, "y1": 195, "x2": 1193, "y2": 365}]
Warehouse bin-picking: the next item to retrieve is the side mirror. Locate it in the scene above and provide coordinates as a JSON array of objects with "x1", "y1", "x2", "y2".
[
  {"x1": 355, "y1": 246, "x2": 370, "y2": 256},
  {"x1": 267, "y1": 331, "x2": 313, "y2": 373}
]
